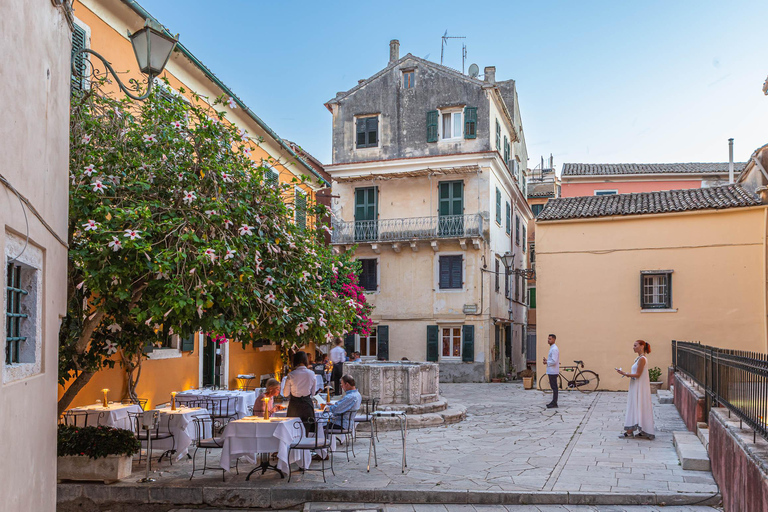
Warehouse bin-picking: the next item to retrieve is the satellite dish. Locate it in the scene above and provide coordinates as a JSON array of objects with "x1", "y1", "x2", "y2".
[{"x1": 468, "y1": 63, "x2": 479, "y2": 78}]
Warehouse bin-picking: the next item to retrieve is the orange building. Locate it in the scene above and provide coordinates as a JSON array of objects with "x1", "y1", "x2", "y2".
[{"x1": 61, "y1": 0, "x2": 328, "y2": 409}]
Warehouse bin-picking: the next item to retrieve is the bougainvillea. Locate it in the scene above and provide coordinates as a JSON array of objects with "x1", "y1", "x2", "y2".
[
  {"x1": 58, "y1": 80, "x2": 371, "y2": 413},
  {"x1": 332, "y1": 269, "x2": 374, "y2": 337}
]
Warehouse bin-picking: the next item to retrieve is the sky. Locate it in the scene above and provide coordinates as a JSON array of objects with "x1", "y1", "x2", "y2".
[{"x1": 137, "y1": 0, "x2": 768, "y2": 172}]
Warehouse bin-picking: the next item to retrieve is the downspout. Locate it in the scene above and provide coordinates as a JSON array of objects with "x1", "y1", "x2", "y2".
[{"x1": 764, "y1": 207, "x2": 768, "y2": 352}]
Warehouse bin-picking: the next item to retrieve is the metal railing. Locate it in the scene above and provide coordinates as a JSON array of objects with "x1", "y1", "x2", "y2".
[
  {"x1": 673, "y1": 340, "x2": 768, "y2": 442},
  {"x1": 331, "y1": 214, "x2": 484, "y2": 244}
]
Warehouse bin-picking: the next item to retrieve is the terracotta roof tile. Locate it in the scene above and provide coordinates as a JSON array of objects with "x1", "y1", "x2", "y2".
[{"x1": 561, "y1": 162, "x2": 746, "y2": 177}]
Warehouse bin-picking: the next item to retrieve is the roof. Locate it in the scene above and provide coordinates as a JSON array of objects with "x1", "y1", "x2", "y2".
[
  {"x1": 561, "y1": 162, "x2": 746, "y2": 177},
  {"x1": 537, "y1": 185, "x2": 760, "y2": 221},
  {"x1": 527, "y1": 182, "x2": 557, "y2": 198}
]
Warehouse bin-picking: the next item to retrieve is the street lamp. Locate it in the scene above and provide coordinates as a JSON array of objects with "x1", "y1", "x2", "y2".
[
  {"x1": 72, "y1": 19, "x2": 177, "y2": 101},
  {"x1": 502, "y1": 251, "x2": 535, "y2": 280},
  {"x1": 501, "y1": 252, "x2": 515, "y2": 270}
]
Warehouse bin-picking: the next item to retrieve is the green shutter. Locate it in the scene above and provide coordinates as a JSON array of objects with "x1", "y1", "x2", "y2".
[
  {"x1": 71, "y1": 24, "x2": 87, "y2": 92},
  {"x1": 462, "y1": 325, "x2": 475, "y2": 363},
  {"x1": 377, "y1": 325, "x2": 389, "y2": 360},
  {"x1": 344, "y1": 333, "x2": 355, "y2": 356},
  {"x1": 495, "y1": 188, "x2": 501, "y2": 224},
  {"x1": 143, "y1": 340, "x2": 155, "y2": 354},
  {"x1": 426, "y1": 325, "x2": 439, "y2": 361},
  {"x1": 464, "y1": 107, "x2": 477, "y2": 139},
  {"x1": 529, "y1": 288, "x2": 536, "y2": 308},
  {"x1": 181, "y1": 333, "x2": 196, "y2": 352},
  {"x1": 427, "y1": 110, "x2": 438, "y2": 143},
  {"x1": 505, "y1": 202, "x2": 511, "y2": 234},
  {"x1": 295, "y1": 189, "x2": 307, "y2": 230},
  {"x1": 495, "y1": 120, "x2": 501, "y2": 151}
]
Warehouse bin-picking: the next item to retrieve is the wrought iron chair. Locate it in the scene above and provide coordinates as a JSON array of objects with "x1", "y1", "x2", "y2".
[
  {"x1": 61, "y1": 410, "x2": 92, "y2": 427},
  {"x1": 128, "y1": 411, "x2": 176, "y2": 466},
  {"x1": 287, "y1": 415, "x2": 334, "y2": 482},
  {"x1": 326, "y1": 409, "x2": 359, "y2": 461},
  {"x1": 189, "y1": 415, "x2": 236, "y2": 481},
  {"x1": 121, "y1": 397, "x2": 148, "y2": 410}
]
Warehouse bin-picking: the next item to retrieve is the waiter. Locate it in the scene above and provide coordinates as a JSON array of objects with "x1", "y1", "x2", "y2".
[
  {"x1": 330, "y1": 337, "x2": 347, "y2": 396},
  {"x1": 284, "y1": 351, "x2": 317, "y2": 431}
]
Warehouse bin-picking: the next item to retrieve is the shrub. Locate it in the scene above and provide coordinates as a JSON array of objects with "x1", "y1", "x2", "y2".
[
  {"x1": 648, "y1": 366, "x2": 662, "y2": 383},
  {"x1": 57, "y1": 424, "x2": 140, "y2": 460}
]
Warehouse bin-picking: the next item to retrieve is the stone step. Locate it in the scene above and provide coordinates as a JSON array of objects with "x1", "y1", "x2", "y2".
[
  {"x1": 440, "y1": 404, "x2": 467, "y2": 424},
  {"x1": 697, "y1": 423, "x2": 710, "y2": 454},
  {"x1": 377, "y1": 397, "x2": 448, "y2": 415},
  {"x1": 657, "y1": 389, "x2": 673, "y2": 404},
  {"x1": 673, "y1": 430, "x2": 711, "y2": 471}
]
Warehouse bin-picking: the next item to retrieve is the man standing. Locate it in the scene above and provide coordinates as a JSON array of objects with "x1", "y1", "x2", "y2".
[
  {"x1": 330, "y1": 338, "x2": 346, "y2": 396},
  {"x1": 542, "y1": 334, "x2": 560, "y2": 408}
]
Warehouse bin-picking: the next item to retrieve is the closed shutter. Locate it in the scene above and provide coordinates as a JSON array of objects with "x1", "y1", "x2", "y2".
[
  {"x1": 505, "y1": 267, "x2": 510, "y2": 298},
  {"x1": 464, "y1": 107, "x2": 477, "y2": 139},
  {"x1": 523, "y1": 226, "x2": 527, "y2": 251},
  {"x1": 181, "y1": 333, "x2": 196, "y2": 352},
  {"x1": 494, "y1": 259, "x2": 500, "y2": 292},
  {"x1": 515, "y1": 215, "x2": 520, "y2": 245},
  {"x1": 505, "y1": 202, "x2": 511, "y2": 234},
  {"x1": 462, "y1": 325, "x2": 474, "y2": 362},
  {"x1": 495, "y1": 188, "x2": 501, "y2": 224},
  {"x1": 367, "y1": 117, "x2": 378, "y2": 146},
  {"x1": 377, "y1": 325, "x2": 389, "y2": 360},
  {"x1": 495, "y1": 120, "x2": 501, "y2": 151},
  {"x1": 426, "y1": 325, "x2": 439, "y2": 361},
  {"x1": 426, "y1": 110, "x2": 438, "y2": 142},
  {"x1": 450, "y1": 256, "x2": 462, "y2": 288},
  {"x1": 344, "y1": 333, "x2": 355, "y2": 356},
  {"x1": 356, "y1": 118, "x2": 367, "y2": 148},
  {"x1": 265, "y1": 167, "x2": 279, "y2": 187},
  {"x1": 71, "y1": 24, "x2": 87, "y2": 92},
  {"x1": 295, "y1": 189, "x2": 307, "y2": 230},
  {"x1": 529, "y1": 288, "x2": 536, "y2": 308},
  {"x1": 439, "y1": 255, "x2": 462, "y2": 289}
]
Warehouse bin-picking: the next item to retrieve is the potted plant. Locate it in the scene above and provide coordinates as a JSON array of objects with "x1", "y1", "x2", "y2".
[
  {"x1": 57, "y1": 424, "x2": 140, "y2": 483},
  {"x1": 520, "y1": 369, "x2": 535, "y2": 390},
  {"x1": 648, "y1": 366, "x2": 663, "y2": 394},
  {"x1": 491, "y1": 372, "x2": 506, "y2": 383}
]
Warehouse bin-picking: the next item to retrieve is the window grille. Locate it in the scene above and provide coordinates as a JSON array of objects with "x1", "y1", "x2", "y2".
[{"x1": 6, "y1": 263, "x2": 28, "y2": 365}]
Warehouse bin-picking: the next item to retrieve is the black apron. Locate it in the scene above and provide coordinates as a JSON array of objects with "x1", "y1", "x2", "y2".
[{"x1": 287, "y1": 394, "x2": 315, "y2": 433}]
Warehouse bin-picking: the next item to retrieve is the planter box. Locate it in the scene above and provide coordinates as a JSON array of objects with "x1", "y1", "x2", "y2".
[
  {"x1": 58, "y1": 455, "x2": 132, "y2": 484},
  {"x1": 650, "y1": 382, "x2": 663, "y2": 395},
  {"x1": 522, "y1": 377, "x2": 534, "y2": 389}
]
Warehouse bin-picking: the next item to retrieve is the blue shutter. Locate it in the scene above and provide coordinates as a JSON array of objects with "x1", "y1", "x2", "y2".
[
  {"x1": 462, "y1": 325, "x2": 474, "y2": 362},
  {"x1": 426, "y1": 325, "x2": 439, "y2": 361},
  {"x1": 495, "y1": 120, "x2": 501, "y2": 151},
  {"x1": 377, "y1": 325, "x2": 389, "y2": 360},
  {"x1": 495, "y1": 188, "x2": 501, "y2": 224},
  {"x1": 427, "y1": 110, "x2": 438, "y2": 142}
]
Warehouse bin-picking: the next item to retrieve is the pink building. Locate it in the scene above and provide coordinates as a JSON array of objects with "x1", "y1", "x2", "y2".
[{"x1": 560, "y1": 162, "x2": 746, "y2": 198}]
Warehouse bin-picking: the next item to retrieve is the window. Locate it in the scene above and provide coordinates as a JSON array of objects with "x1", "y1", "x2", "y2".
[
  {"x1": 515, "y1": 215, "x2": 520, "y2": 246},
  {"x1": 503, "y1": 136, "x2": 510, "y2": 168},
  {"x1": 522, "y1": 226, "x2": 527, "y2": 251},
  {"x1": 357, "y1": 327, "x2": 378, "y2": 357},
  {"x1": 641, "y1": 272, "x2": 672, "y2": 309},
  {"x1": 528, "y1": 287, "x2": 537, "y2": 308},
  {"x1": 495, "y1": 120, "x2": 501, "y2": 151},
  {"x1": 264, "y1": 164, "x2": 279, "y2": 187},
  {"x1": 505, "y1": 202, "x2": 511, "y2": 235},
  {"x1": 356, "y1": 116, "x2": 378, "y2": 148},
  {"x1": 354, "y1": 186, "x2": 378, "y2": 241},
  {"x1": 464, "y1": 107, "x2": 477, "y2": 139},
  {"x1": 439, "y1": 255, "x2": 462, "y2": 289},
  {"x1": 515, "y1": 274, "x2": 520, "y2": 301},
  {"x1": 441, "y1": 110, "x2": 463, "y2": 140},
  {"x1": 495, "y1": 188, "x2": 502, "y2": 224},
  {"x1": 403, "y1": 70, "x2": 414, "y2": 89},
  {"x1": 504, "y1": 266, "x2": 510, "y2": 298},
  {"x1": 358, "y1": 258, "x2": 378, "y2": 292},
  {"x1": 531, "y1": 204, "x2": 544, "y2": 217},
  {"x1": 71, "y1": 23, "x2": 88, "y2": 92},
  {"x1": 495, "y1": 259, "x2": 500, "y2": 292},
  {"x1": 595, "y1": 190, "x2": 618, "y2": 196},
  {"x1": 530, "y1": 242, "x2": 536, "y2": 264},
  {"x1": 441, "y1": 327, "x2": 462, "y2": 358},
  {"x1": 294, "y1": 188, "x2": 307, "y2": 230},
  {"x1": 5, "y1": 263, "x2": 27, "y2": 365}
]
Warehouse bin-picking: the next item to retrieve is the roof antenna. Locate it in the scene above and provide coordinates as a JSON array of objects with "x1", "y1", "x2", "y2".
[{"x1": 440, "y1": 30, "x2": 466, "y2": 67}]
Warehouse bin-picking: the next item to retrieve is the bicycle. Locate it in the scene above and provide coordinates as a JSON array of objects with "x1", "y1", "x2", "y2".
[{"x1": 538, "y1": 360, "x2": 600, "y2": 393}]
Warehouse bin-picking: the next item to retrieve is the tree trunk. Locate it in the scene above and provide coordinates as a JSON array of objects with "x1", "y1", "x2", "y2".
[{"x1": 57, "y1": 371, "x2": 94, "y2": 416}]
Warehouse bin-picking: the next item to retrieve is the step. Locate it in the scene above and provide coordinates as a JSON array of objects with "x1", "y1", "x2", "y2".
[
  {"x1": 657, "y1": 389, "x2": 673, "y2": 404},
  {"x1": 673, "y1": 431, "x2": 711, "y2": 471},
  {"x1": 697, "y1": 423, "x2": 710, "y2": 454}
]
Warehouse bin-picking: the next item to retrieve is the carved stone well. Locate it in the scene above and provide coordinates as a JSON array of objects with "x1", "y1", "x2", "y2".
[{"x1": 345, "y1": 361, "x2": 439, "y2": 406}]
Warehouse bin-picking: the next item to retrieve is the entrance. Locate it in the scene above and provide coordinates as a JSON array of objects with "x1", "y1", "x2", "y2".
[{"x1": 202, "y1": 336, "x2": 224, "y2": 388}]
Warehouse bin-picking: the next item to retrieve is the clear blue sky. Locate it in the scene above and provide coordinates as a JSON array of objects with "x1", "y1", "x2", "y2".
[{"x1": 138, "y1": 0, "x2": 768, "y2": 171}]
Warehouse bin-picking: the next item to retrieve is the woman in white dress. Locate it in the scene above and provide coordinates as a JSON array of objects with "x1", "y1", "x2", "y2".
[{"x1": 616, "y1": 339, "x2": 655, "y2": 440}]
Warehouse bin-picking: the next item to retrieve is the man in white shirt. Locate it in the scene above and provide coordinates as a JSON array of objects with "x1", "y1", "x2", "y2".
[
  {"x1": 542, "y1": 333, "x2": 560, "y2": 408},
  {"x1": 330, "y1": 338, "x2": 347, "y2": 396}
]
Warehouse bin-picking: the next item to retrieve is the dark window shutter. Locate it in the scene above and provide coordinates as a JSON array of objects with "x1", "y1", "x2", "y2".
[
  {"x1": 359, "y1": 259, "x2": 377, "y2": 291},
  {"x1": 181, "y1": 333, "x2": 196, "y2": 352},
  {"x1": 529, "y1": 288, "x2": 537, "y2": 308},
  {"x1": 344, "y1": 333, "x2": 355, "y2": 356},
  {"x1": 439, "y1": 257, "x2": 449, "y2": 289},
  {"x1": 666, "y1": 273, "x2": 673, "y2": 309},
  {"x1": 462, "y1": 325, "x2": 474, "y2": 362},
  {"x1": 356, "y1": 118, "x2": 366, "y2": 148},
  {"x1": 377, "y1": 325, "x2": 389, "y2": 360},
  {"x1": 505, "y1": 202, "x2": 511, "y2": 234},
  {"x1": 495, "y1": 259, "x2": 500, "y2": 292},
  {"x1": 450, "y1": 256, "x2": 463, "y2": 288},
  {"x1": 523, "y1": 226, "x2": 527, "y2": 251},
  {"x1": 295, "y1": 189, "x2": 307, "y2": 230},
  {"x1": 143, "y1": 340, "x2": 155, "y2": 354},
  {"x1": 265, "y1": 167, "x2": 279, "y2": 187},
  {"x1": 426, "y1": 325, "x2": 439, "y2": 361},
  {"x1": 368, "y1": 117, "x2": 378, "y2": 146},
  {"x1": 515, "y1": 215, "x2": 520, "y2": 245},
  {"x1": 494, "y1": 325, "x2": 500, "y2": 360},
  {"x1": 71, "y1": 24, "x2": 87, "y2": 92},
  {"x1": 464, "y1": 107, "x2": 477, "y2": 139},
  {"x1": 495, "y1": 120, "x2": 501, "y2": 151},
  {"x1": 640, "y1": 273, "x2": 645, "y2": 308},
  {"x1": 496, "y1": 188, "x2": 501, "y2": 224},
  {"x1": 427, "y1": 110, "x2": 438, "y2": 142}
]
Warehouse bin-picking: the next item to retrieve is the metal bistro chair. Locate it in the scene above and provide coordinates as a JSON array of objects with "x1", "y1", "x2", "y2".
[
  {"x1": 61, "y1": 410, "x2": 92, "y2": 427},
  {"x1": 189, "y1": 415, "x2": 237, "y2": 481},
  {"x1": 326, "y1": 409, "x2": 359, "y2": 462},
  {"x1": 121, "y1": 397, "x2": 148, "y2": 410},
  {"x1": 128, "y1": 411, "x2": 176, "y2": 466},
  {"x1": 353, "y1": 398, "x2": 379, "y2": 451},
  {"x1": 287, "y1": 415, "x2": 334, "y2": 483},
  {"x1": 199, "y1": 397, "x2": 237, "y2": 433}
]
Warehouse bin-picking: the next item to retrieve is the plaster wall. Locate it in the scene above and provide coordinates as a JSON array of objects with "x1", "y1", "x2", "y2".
[
  {"x1": 0, "y1": 2, "x2": 71, "y2": 511},
  {"x1": 536, "y1": 207, "x2": 768, "y2": 390},
  {"x1": 561, "y1": 179, "x2": 702, "y2": 197}
]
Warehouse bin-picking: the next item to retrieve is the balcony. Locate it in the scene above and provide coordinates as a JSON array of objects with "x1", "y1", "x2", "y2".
[{"x1": 332, "y1": 214, "x2": 485, "y2": 245}]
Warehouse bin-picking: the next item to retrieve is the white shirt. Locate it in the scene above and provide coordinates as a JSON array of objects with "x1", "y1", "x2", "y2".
[
  {"x1": 283, "y1": 366, "x2": 317, "y2": 397},
  {"x1": 330, "y1": 345, "x2": 346, "y2": 364},
  {"x1": 546, "y1": 343, "x2": 560, "y2": 375}
]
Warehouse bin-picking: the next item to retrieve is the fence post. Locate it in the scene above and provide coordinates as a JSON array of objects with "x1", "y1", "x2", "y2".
[{"x1": 672, "y1": 340, "x2": 676, "y2": 369}]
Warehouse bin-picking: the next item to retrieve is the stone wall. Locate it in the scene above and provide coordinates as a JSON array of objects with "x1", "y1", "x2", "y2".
[
  {"x1": 674, "y1": 373, "x2": 706, "y2": 432},
  {"x1": 439, "y1": 361, "x2": 486, "y2": 383}
]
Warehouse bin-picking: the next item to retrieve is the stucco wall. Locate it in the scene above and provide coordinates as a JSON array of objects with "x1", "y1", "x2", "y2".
[
  {"x1": 561, "y1": 179, "x2": 702, "y2": 197},
  {"x1": 536, "y1": 207, "x2": 768, "y2": 390},
  {"x1": 0, "y1": 2, "x2": 71, "y2": 511}
]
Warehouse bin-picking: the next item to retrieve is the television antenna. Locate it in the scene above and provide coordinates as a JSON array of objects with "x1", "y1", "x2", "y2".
[{"x1": 440, "y1": 30, "x2": 467, "y2": 71}]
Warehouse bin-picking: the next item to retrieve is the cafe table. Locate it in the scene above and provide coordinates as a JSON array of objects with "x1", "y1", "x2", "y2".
[
  {"x1": 66, "y1": 402, "x2": 142, "y2": 430},
  {"x1": 176, "y1": 389, "x2": 256, "y2": 419},
  {"x1": 152, "y1": 405, "x2": 210, "y2": 461}
]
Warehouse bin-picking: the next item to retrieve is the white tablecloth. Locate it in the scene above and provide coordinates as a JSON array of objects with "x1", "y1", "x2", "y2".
[
  {"x1": 280, "y1": 375, "x2": 325, "y2": 396},
  {"x1": 67, "y1": 403, "x2": 143, "y2": 430},
  {"x1": 219, "y1": 417, "x2": 310, "y2": 473},
  {"x1": 176, "y1": 389, "x2": 256, "y2": 418},
  {"x1": 149, "y1": 406, "x2": 210, "y2": 461}
]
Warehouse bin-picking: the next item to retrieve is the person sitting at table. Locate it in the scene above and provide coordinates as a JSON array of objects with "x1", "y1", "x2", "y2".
[
  {"x1": 253, "y1": 378, "x2": 282, "y2": 416},
  {"x1": 325, "y1": 374, "x2": 362, "y2": 431},
  {"x1": 283, "y1": 351, "x2": 317, "y2": 431}
]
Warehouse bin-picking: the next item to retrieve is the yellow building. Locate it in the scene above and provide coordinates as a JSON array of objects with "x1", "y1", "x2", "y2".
[
  {"x1": 535, "y1": 184, "x2": 767, "y2": 390},
  {"x1": 61, "y1": 0, "x2": 328, "y2": 409}
]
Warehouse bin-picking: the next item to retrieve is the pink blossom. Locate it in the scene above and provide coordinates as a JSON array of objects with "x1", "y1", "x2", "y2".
[
  {"x1": 222, "y1": 172, "x2": 233, "y2": 183},
  {"x1": 223, "y1": 219, "x2": 234, "y2": 229},
  {"x1": 83, "y1": 164, "x2": 96, "y2": 176},
  {"x1": 82, "y1": 219, "x2": 99, "y2": 231},
  {"x1": 182, "y1": 190, "x2": 197, "y2": 204},
  {"x1": 264, "y1": 276, "x2": 274, "y2": 286},
  {"x1": 92, "y1": 180, "x2": 106, "y2": 193},
  {"x1": 143, "y1": 133, "x2": 157, "y2": 144},
  {"x1": 227, "y1": 96, "x2": 237, "y2": 109},
  {"x1": 204, "y1": 248, "x2": 217, "y2": 262},
  {"x1": 239, "y1": 224, "x2": 254, "y2": 236},
  {"x1": 123, "y1": 229, "x2": 141, "y2": 240},
  {"x1": 107, "y1": 237, "x2": 122, "y2": 251},
  {"x1": 170, "y1": 120, "x2": 183, "y2": 130},
  {"x1": 224, "y1": 249, "x2": 236, "y2": 260},
  {"x1": 81, "y1": 134, "x2": 91, "y2": 144},
  {"x1": 265, "y1": 292, "x2": 276, "y2": 304}
]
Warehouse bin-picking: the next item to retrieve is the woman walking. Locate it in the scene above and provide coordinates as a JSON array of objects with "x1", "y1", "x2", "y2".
[
  {"x1": 616, "y1": 339, "x2": 655, "y2": 440},
  {"x1": 284, "y1": 351, "x2": 318, "y2": 432}
]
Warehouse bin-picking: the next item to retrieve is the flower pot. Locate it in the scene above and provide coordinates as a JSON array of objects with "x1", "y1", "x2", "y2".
[
  {"x1": 650, "y1": 382, "x2": 663, "y2": 395},
  {"x1": 491, "y1": 378, "x2": 503, "y2": 383},
  {"x1": 57, "y1": 454, "x2": 132, "y2": 484},
  {"x1": 523, "y1": 377, "x2": 534, "y2": 389}
]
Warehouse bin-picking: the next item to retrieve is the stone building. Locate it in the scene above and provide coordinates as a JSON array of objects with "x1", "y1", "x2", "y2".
[{"x1": 325, "y1": 40, "x2": 533, "y2": 382}]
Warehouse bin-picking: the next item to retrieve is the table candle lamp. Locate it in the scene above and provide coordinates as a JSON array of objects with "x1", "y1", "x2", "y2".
[
  {"x1": 102, "y1": 388, "x2": 109, "y2": 408},
  {"x1": 263, "y1": 397, "x2": 270, "y2": 420},
  {"x1": 171, "y1": 392, "x2": 177, "y2": 411}
]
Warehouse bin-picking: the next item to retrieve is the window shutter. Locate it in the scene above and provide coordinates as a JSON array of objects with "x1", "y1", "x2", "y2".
[
  {"x1": 344, "y1": 333, "x2": 355, "y2": 356},
  {"x1": 426, "y1": 110, "x2": 438, "y2": 142},
  {"x1": 666, "y1": 274, "x2": 673, "y2": 309},
  {"x1": 426, "y1": 325, "x2": 439, "y2": 362},
  {"x1": 496, "y1": 188, "x2": 501, "y2": 224},
  {"x1": 439, "y1": 257, "x2": 450, "y2": 289},
  {"x1": 181, "y1": 333, "x2": 196, "y2": 352},
  {"x1": 265, "y1": 167, "x2": 278, "y2": 187},
  {"x1": 640, "y1": 273, "x2": 646, "y2": 308},
  {"x1": 529, "y1": 288, "x2": 537, "y2": 309},
  {"x1": 494, "y1": 325, "x2": 500, "y2": 359},
  {"x1": 523, "y1": 227, "x2": 527, "y2": 251},
  {"x1": 295, "y1": 189, "x2": 307, "y2": 230},
  {"x1": 505, "y1": 267, "x2": 510, "y2": 298},
  {"x1": 495, "y1": 120, "x2": 501, "y2": 151},
  {"x1": 356, "y1": 118, "x2": 366, "y2": 148},
  {"x1": 71, "y1": 24, "x2": 87, "y2": 92},
  {"x1": 377, "y1": 325, "x2": 389, "y2": 360},
  {"x1": 450, "y1": 256, "x2": 463, "y2": 288},
  {"x1": 368, "y1": 117, "x2": 378, "y2": 146},
  {"x1": 495, "y1": 259, "x2": 500, "y2": 292},
  {"x1": 462, "y1": 325, "x2": 474, "y2": 362},
  {"x1": 505, "y1": 202, "x2": 511, "y2": 234},
  {"x1": 464, "y1": 107, "x2": 477, "y2": 139}
]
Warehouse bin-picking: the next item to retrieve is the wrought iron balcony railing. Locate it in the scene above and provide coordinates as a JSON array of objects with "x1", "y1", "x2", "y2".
[{"x1": 332, "y1": 214, "x2": 484, "y2": 244}]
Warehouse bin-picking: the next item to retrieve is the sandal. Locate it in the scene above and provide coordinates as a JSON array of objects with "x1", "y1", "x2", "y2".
[
  {"x1": 618, "y1": 431, "x2": 634, "y2": 438},
  {"x1": 636, "y1": 431, "x2": 655, "y2": 440}
]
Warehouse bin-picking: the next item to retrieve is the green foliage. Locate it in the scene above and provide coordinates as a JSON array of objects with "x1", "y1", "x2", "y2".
[
  {"x1": 57, "y1": 424, "x2": 140, "y2": 459},
  {"x1": 648, "y1": 366, "x2": 662, "y2": 382}
]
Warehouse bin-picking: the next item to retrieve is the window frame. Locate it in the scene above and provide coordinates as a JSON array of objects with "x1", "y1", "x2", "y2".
[
  {"x1": 495, "y1": 187, "x2": 502, "y2": 225},
  {"x1": 531, "y1": 204, "x2": 544, "y2": 217},
  {"x1": 641, "y1": 271, "x2": 673, "y2": 310},
  {"x1": 294, "y1": 187, "x2": 307, "y2": 230},
  {"x1": 440, "y1": 109, "x2": 464, "y2": 141},
  {"x1": 402, "y1": 69, "x2": 415, "y2": 89},
  {"x1": 437, "y1": 254, "x2": 464, "y2": 291},
  {"x1": 355, "y1": 115, "x2": 379, "y2": 149},
  {"x1": 356, "y1": 327, "x2": 378, "y2": 358},
  {"x1": 5, "y1": 262, "x2": 27, "y2": 365},
  {"x1": 594, "y1": 190, "x2": 618, "y2": 196},
  {"x1": 440, "y1": 325, "x2": 463, "y2": 360}
]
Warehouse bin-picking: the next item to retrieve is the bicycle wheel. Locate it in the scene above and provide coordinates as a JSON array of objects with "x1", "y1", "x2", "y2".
[
  {"x1": 574, "y1": 370, "x2": 599, "y2": 393},
  {"x1": 538, "y1": 374, "x2": 563, "y2": 393}
]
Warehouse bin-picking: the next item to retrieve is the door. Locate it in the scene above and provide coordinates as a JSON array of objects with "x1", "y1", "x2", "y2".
[
  {"x1": 438, "y1": 181, "x2": 463, "y2": 236},
  {"x1": 202, "y1": 337, "x2": 219, "y2": 388},
  {"x1": 354, "y1": 187, "x2": 377, "y2": 241}
]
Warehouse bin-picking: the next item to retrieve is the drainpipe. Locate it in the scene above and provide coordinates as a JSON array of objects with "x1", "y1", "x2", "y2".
[{"x1": 729, "y1": 138, "x2": 735, "y2": 184}]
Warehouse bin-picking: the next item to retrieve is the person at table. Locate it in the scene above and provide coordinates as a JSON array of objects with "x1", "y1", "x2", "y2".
[
  {"x1": 284, "y1": 351, "x2": 317, "y2": 431},
  {"x1": 325, "y1": 374, "x2": 362, "y2": 431},
  {"x1": 253, "y1": 378, "x2": 283, "y2": 416},
  {"x1": 330, "y1": 338, "x2": 346, "y2": 396}
]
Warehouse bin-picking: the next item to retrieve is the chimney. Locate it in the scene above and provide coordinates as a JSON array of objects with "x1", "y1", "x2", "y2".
[
  {"x1": 389, "y1": 39, "x2": 400, "y2": 64},
  {"x1": 728, "y1": 138, "x2": 734, "y2": 184},
  {"x1": 484, "y1": 66, "x2": 496, "y2": 83}
]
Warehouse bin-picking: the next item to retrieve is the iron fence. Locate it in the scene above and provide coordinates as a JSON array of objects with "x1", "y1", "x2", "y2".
[
  {"x1": 673, "y1": 340, "x2": 768, "y2": 442},
  {"x1": 331, "y1": 214, "x2": 484, "y2": 244}
]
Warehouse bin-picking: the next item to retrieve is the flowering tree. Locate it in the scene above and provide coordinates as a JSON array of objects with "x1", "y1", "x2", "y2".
[
  {"x1": 332, "y1": 270, "x2": 374, "y2": 337},
  {"x1": 59, "y1": 81, "x2": 370, "y2": 414}
]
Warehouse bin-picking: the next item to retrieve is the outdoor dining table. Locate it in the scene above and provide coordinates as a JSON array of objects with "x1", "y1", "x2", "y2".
[
  {"x1": 219, "y1": 416, "x2": 310, "y2": 478},
  {"x1": 66, "y1": 402, "x2": 142, "y2": 430},
  {"x1": 151, "y1": 406, "x2": 211, "y2": 461},
  {"x1": 176, "y1": 389, "x2": 256, "y2": 419}
]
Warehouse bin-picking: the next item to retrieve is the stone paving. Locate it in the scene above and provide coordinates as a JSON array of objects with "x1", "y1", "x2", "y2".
[{"x1": 306, "y1": 504, "x2": 721, "y2": 512}]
